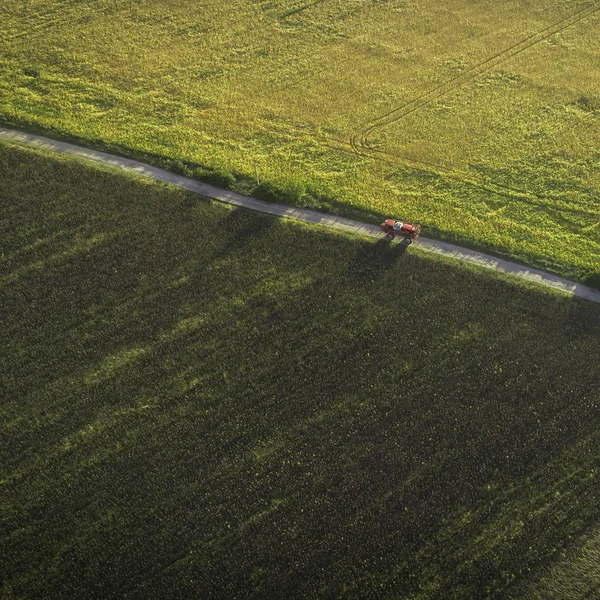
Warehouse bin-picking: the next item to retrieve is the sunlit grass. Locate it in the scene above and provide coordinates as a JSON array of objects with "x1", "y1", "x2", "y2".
[
  {"x1": 508, "y1": 523, "x2": 600, "y2": 599},
  {"x1": 0, "y1": 0, "x2": 599, "y2": 282}
]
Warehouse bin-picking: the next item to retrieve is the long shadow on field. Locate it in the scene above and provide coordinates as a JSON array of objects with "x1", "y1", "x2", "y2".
[
  {"x1": 217, "y1": 207, "x2": 276, "y2": 254},
  {"x1": 6, "y1": 143, "x2": 600, "y2": 600},
  {"x1": 345, "y1": 238, "x2": 407, "y2": 281}
]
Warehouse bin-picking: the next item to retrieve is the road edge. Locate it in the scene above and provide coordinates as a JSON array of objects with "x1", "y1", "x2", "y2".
[{"x1": 2, "y1": 126, "x2": 599, "y2": 306}]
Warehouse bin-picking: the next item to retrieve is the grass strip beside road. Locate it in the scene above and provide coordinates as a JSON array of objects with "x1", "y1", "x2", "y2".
[{"x1": 508, "y1": 521, "x2": 600, "y2": 599}]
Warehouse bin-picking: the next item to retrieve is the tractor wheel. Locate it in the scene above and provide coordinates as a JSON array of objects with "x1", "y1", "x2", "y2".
[
  {"x1": 385, "y1": 233, "x2": 395, "y2": 241},
  {"x1": 403, "y1": 237, "x2": 412, "y2": 245}
]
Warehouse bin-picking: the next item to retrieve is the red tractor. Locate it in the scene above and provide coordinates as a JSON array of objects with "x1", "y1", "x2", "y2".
[{"x1": 380, "y1": 219, "x2": 421, "y2": 245}]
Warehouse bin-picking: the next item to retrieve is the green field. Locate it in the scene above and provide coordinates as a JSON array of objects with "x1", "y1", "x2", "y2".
[
  {"x1": 2, "y1": 142, "x2": 600, "y2": 598},
  {"x1": 1, "y1": 0, "x2": 599, "y2": 283}
]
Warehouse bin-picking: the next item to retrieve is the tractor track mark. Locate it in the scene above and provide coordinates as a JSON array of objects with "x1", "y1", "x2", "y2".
[
  {"x1": 351, "y1": 1, "x2": 600, "y2": 154},
  {"x1": 2, "y1": 7, "x2": 66, "y2": 42},
  {"x1": 3, "y1": 2, "x2": 114, "y2": 42},
  {"x1": 359, "y1": 1, "x2": 600, "y2": 145},
  {"x1": 1, "y1": 126, "x2": 599, "y2": 304},
  {"x1": 279, "y1": 0, "x2": 327, "y2": 21},
  {"x1": 351, "y1": 139, "x2": 600, "y2": 225}
]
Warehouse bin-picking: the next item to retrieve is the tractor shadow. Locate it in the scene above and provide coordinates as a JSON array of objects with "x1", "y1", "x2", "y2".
[
  {"x1": 217, "y1": 207, "x2": 276, "y2": 254},
  {"x1": 345, "y1": 239, "x2": 407, "y2": 281}
]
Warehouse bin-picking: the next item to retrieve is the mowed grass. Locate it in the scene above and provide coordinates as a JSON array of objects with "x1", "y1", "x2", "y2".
[
  {"x1": 1, "y1": 0, "x2": 599, "y2": 283},
  {"x1": 2, "y1": 143, "x2": 600, "y2": 599}
]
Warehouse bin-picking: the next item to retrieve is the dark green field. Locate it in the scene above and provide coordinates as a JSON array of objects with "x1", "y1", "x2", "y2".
[{"x1": 2, "y1": 142, "x2": 600, "y2": 599}]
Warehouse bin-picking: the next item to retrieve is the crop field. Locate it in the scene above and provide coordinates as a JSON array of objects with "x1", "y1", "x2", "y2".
[
  {"x1": 2, "y1": 142, "x2": 600, "y2": 598},
  {"x1": 1, "y1": 0, "x2": 599, "y2": 284}
]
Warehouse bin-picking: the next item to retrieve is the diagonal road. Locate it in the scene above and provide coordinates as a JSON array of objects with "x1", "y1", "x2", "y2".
[{"x1": 1, "y1": 126, "x2": 599, "y2": 305}]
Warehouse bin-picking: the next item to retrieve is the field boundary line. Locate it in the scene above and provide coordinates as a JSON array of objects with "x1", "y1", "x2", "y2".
[{"x1": 1, "y1": 126, "x2": 599, "y2": 304}]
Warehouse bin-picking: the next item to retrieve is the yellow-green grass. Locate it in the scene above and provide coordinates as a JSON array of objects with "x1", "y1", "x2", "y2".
[
  {"x1": 507, "y1": 522, "x2": 600, "y2": 599},
  {"x1": 1, "y1": 0, "x2": 599, "y2": 284},
  {"x1": 2, "y1": 142, "x2": 600, "y2": 599}
]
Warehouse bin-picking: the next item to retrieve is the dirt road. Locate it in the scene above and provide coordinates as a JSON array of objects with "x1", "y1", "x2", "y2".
[{"x1": 1, "y1": 126, "x2": 599, "y2": 305}]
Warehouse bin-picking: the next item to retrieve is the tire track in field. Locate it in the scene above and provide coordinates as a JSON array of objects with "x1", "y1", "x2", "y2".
[
  {"x1": 349, "y1": 1, "x2": 600, "y2": 156},
  {"x1": 3, "y1": 4, "x2": 76, "y2": 41},
  {"x1": 3, "y1": 1, "x2": 113, "y2": 42},
  {"x1": 279, "y1": 0, "x2": 328, "y2": 21},
  {"x1": 2, "y1": 8, "x2": 62, "y2": 42},
  {"x1": 1, "y1": 126, "x2": 599, "y2": 304}
]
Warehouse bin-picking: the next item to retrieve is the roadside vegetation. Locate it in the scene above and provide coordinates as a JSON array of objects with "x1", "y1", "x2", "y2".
[
  {"x1": 507, "y1": 522, "x2": 600, "y2": 599},
  {"x1": 2, "y1": 143, "x2": 600, "y2": 599},
  {"x1": 1, "y1": 0, "x2": 599, "y2": 283}
]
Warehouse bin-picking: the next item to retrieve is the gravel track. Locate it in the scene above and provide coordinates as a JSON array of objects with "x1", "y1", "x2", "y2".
[{"x1": 1, "y1": 126, "x2": 599, "y2": 305}]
